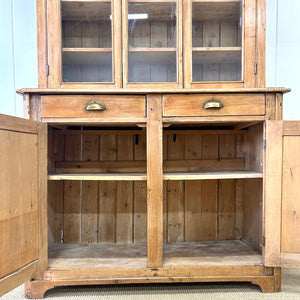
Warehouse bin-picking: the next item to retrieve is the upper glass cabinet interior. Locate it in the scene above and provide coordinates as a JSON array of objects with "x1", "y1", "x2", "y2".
[
  {"x1": 61, "y1": 1, "x2": 113, "y2": 83},
  {"x1": 128, "y1": 1, "x2": 177, "y2": 83},
  {"x1": 192, "y1": 1, "x2": 242, "y2": 82}
]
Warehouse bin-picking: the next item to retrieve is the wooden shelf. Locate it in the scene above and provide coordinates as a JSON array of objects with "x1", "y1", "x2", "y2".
[
  {"x1": 48, "y1": 170, "x2": 262, "y2": 181},
  {"x1": 128, "y1": 3, "x2": 177, "y2": 21},
  {"x1": 192, "y1": 1, "x2": 241, "y2": 21},
  {"x1": 48, "y1": 240, "x2": 261, "y2": 269},
  {"x1": 129, "y1": 47, "x2": 176, "y2": 52},
  {"x1": 129, "y1": 0, "x2": 176, "y2": 2},
  {"x1": 193, "y1": 0, "x2": 240, "y2": 2},
  {"x1": 129, "y1": 49, "x2": 176, "y2": 64},
  {"x1": 48, "y1": 173, "x2": 147, "y2": 181},
  {"x1": 164, "y1": 240, "x2": 262, "y2": 267},
  {"x1": 48, "y1": 243, "x2": 147, "y2": 269},
  {"x1": 63, "y1": 48, "x2": 112, "y2": 52},
  {"x1": 163, "y1": 170, "x2": 263, "y2": 180},
  {"x1": 63, "y1": 48, "x2": 112, "y2": 64},
  {"x1": 62, "y1": 1, "x2": 111, "y2": 21},
  {"x1": 193, "y1": 47, "x2": 241, "y2": 64}
]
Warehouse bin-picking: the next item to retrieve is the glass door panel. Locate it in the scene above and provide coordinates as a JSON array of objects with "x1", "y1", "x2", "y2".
[
  {"x1": 192, "y1": 1, "x2": 242, "y2": 82},
  {"x1": 128, "y1": 1, "x2": 177, "y2": 83},
  {"x1": 61, "y1": 1, "x2": 113, "y2": 82}
]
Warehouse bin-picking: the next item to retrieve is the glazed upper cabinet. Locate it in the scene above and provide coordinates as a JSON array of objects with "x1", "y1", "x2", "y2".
[{"x1": 43, "y1": 0, "x2": 264, "y2": 89}]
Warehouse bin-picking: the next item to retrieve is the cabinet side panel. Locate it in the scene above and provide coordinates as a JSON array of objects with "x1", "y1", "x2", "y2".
[
  {"x1": 264, "y1": 121, "x2": 282, "y2": 266},
  {"x1": 281, "y1": 135, "x2": 300, "y2": 253},
  {"x1": 0, "y1": 131, "x2": 38, "y2": 278}
]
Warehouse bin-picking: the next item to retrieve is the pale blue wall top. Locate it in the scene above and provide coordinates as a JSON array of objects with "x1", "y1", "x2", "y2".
[
  {"x1": 266, "y1": 0, "x2": 300, "y2": 120},
  {"x1": 0, "y1": 0, "x2": 38, "y2": 117},
  {"x1": 0, "y1": 0, "x2": 299, "y2": 119}
]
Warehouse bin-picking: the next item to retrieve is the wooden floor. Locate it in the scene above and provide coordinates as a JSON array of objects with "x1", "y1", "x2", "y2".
[{"x1": 48, "y1": 240, "x2": 262, "y2": 269}]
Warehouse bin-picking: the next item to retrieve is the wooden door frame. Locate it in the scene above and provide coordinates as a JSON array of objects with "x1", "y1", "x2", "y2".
[
  {"x1": 0, "y1": 115, "x2": 47, "y2": 297},
  {"x1": 45, "y1": 0, "x2": 122, "y2": 89}
]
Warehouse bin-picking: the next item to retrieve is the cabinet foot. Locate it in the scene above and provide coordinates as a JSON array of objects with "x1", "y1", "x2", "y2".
[
  {"x1": 25, "y1": 281, "x2": 55, "y2": 299},
  {"x1": 252, "y1": 268, "x2": 281, "y2": 293}
]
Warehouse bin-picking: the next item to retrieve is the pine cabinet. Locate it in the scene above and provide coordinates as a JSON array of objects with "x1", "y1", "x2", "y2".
[
  {"x1": 43, "y1": 0, "x2": 264, "y2": 89},
  {"x1": 2, "y1": 89, "x2": 300, "y2": 299},
  {"x1": 0, "y1": 0, "x2": 299, "y2": 299}
]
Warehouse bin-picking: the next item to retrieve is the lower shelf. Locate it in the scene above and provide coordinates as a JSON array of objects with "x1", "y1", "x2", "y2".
[
  {"x1": 48, "y1": 240, "x2": 262, "y2": 269},
  {"x1": 48, "y1": 171, "x2": 262, "y2": 181},
  {"x1": 163, "y1": 240, "x2": 262, "y2": 267}
]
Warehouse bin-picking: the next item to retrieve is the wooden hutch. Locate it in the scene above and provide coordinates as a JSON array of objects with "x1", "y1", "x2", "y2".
[{"x1": 1, "y1": 0, "x2": 300, "y2": 298}]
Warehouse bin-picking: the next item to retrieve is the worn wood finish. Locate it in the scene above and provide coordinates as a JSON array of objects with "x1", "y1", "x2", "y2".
[
  {"x1": 281, "y1": 123, "x2": 300, "y2": 255},
  {"x1": 116, "y1": 135, "x2": 134, "y2": 243},
  {"x1": 243, "y1": 178, "x2": 263, "y2": 251},
  {"x1": 163, "y1": 94, "x2": 265, "y2": 117},
  {"x1": 0, "y1": 116, "x2": 44, "y2": 296},
  {"x1": 41, "y1": 95, "x2": 146, "y2": 118},
  {"x1": 281, "y1": 253, "x2": 300, "y2": 268},
  {"x1": 47, "y1": 0, "x2": 61, "y2": 88},
  {"x1": 243, "y1": 0, "x2": 256, "y2": 87},
  {"x1": 164, "y1": 171, "x2": 262, "y2": 180},
  {"x1": 38, "y1": 123, "x2": 48, "y2": 273},
  {"x1": 17, "y1": 88, "x2": 291, "y2": 95},
  {"x1": 36, "y1": 0, "x2": 47, "y2": 88},
  {"x1": 46, "y1": 240, "x2": 261, "y2": 269},
  {"x1": 55, "y1": 158, "x2": 244, "y2": 173},
  {"x1": 113, "y1": 0, "x2": 122, "y2": 87},
  {"x1": 256, "y1": 0, "x2": 266, "y2": 88},
  {"x1": 25, "y1": 269, "x2": 280, "y2": 297},
  {"x1": 0, "y1": 262, "x2": 39, "y2": 297},
  {"x1": 0, "y1": 130, "x2": 39, "y2": 278},
  {"x1": 81, "y1": 134, "x2": 99, "y2": 243},
  {"x1": 147, "y1": 95, "x2": 163, "y2": 267},
  {"x1": 264, "y1": 121, "x2": 282, "y2": 267},
  {"x1": 134, "y1": 134, "x2": 147, "y2": 243},
  {"x1": 0, "y1": 113, "x2": 37, "y2": 134}
]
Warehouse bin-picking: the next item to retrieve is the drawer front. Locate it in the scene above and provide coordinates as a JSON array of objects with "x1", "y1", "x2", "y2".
[
  {"x1": 41, "y1": 95, "x2": 146, "y2": 118},
  {"x1": 163, "y1": 94, "x2": 265, "y2": 117}
]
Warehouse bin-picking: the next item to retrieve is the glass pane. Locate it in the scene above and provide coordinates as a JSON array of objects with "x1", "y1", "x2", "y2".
[
  {"x1": 61, "y1": 1, "x2": 113, "y2": 82},
  {"x1": 128, "y1": 2, "x2": 177, "y2": 83},
  {"x1": 192, "y1": 1, "x2": 242, "y2": 82}
]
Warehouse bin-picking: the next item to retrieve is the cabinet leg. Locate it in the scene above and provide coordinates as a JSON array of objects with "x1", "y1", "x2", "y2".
[
  {"x1": 252, "y1": 268, "x2": 281, "y2": 293},
  {"x1": 25, "y1": 280, "x2": 55, "y2": 299}
]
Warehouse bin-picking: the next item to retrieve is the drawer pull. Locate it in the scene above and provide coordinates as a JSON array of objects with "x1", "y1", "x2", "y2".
[
  {"x1": 85, "y1": 101, "x2": 106, "y2": 111},
  {"x1": 202, "y1": 100, "x2": 224, "y2": 110}
]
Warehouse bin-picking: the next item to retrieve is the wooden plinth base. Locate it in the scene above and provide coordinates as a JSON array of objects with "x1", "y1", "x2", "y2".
[{"x1": 25, "y1": 266, "x2": 281, "y2": 298}]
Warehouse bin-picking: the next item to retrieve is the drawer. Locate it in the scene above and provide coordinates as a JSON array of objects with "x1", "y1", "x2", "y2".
[
  {"x1": 163, "y1": 94, "x2": 265, "y2": 117},
  {"x1": 41, "y1": 95, "x2": 146, "y2": 119}
]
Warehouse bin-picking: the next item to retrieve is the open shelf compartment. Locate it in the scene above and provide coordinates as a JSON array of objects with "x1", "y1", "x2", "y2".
[
  {"x1": 162, "y1": 122, "x2": 264, "y2": 265},
  {"x1": 47, "y1": 125, "x2": 148, "y2": 265}
]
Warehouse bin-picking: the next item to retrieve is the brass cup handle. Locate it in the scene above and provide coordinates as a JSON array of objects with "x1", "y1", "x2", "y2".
[
  {"x1": 85, "y1": 101, "x2": 106, "y2": 111},
  {"x1": 202, "y1": 99, "x2": 224, "y2": 110}
]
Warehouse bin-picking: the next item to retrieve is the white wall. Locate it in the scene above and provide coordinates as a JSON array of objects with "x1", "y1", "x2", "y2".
[
  {"x1": 0, "y1": 0, "x2": 37, "y2": 117},
  {"x1": 266, "y1": 0, "x2": 300, "y2": 120},
  {"x1": 0, "y1": 0, "x2": 299, "y2": 119}
]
